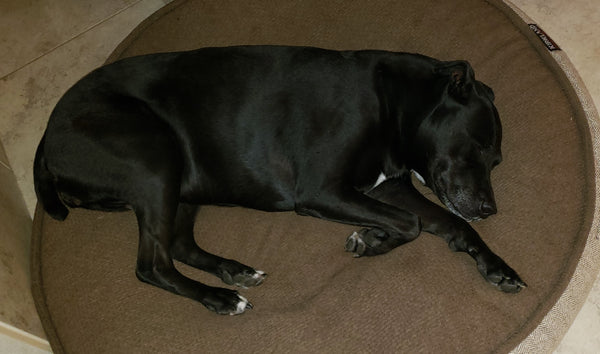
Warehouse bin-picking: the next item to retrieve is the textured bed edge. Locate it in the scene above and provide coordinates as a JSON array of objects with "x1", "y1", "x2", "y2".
[
  {"x1": 31, "y1": 204, "x2": 64, "y2": 353},
  {"x1": 495, "y1": 1, "x2": 600, "y2": 352}
]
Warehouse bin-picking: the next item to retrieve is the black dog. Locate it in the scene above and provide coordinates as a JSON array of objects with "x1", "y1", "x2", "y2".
[{"x1": 34, "y1": 45, "x2": 525, "y2": 315}]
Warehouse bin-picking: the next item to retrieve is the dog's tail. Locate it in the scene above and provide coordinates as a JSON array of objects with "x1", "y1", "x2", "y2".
[{"x1": 34, "y1": 135, "x2": 68, "y2": 220}]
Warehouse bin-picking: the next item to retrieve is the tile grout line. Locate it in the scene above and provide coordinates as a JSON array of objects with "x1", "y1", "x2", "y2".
[
  {"x1": 0, "y1": 159, "x2": 11, "y2": 171},
  {"x1": 0, "y1": 0, "x2": 144, "y2": 81}
]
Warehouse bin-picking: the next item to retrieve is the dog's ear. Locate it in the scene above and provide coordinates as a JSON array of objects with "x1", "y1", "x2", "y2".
[
  {"x1": 435, "y1": 61, "x2": 474, "y2": 103},
  {"x1": 481, "y1": 83, "x2": 496, "y2": 102}
]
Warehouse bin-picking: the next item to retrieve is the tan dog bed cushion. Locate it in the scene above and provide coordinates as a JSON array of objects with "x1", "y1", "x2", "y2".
[{"x1": 31, "y1": 0, "x2": 599, "y2": 353}]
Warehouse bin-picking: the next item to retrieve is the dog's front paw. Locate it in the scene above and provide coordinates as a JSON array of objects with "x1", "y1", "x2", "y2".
[
  {"x1": 477, "y1": 253, "x2": 527, "y2": 293},
  {"x1": 345, "y1": 228, "x2": 400, "y2": 257},
  {"x1": 218, "y1": 260, "x2": 267, "y2": 289},
  {"x1": 202, "y1": 288, "x2": 253, "y2": 315}
]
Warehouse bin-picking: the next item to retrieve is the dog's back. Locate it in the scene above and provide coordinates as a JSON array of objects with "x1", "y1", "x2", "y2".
[{"x1": 36, "y1": 46, "x2": 434, "y2": 213}]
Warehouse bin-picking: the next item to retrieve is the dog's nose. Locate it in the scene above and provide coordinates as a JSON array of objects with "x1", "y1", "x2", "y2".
[{"x1": 479, "y1": 200, "x2": 497, "y2": 218}]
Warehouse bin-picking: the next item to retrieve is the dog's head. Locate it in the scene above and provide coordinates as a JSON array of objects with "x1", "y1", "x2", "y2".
[{"x1": 408, "y1": 61, "x2": 502, "y2": 221}]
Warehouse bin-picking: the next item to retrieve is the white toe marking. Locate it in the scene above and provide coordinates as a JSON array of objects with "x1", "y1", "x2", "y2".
[
  {"x1": 232, "y1": 295, "x2": 249, "y2": 315},
  {"x1": 411, "y1": 170, "x2": 426, "y2": 185}
]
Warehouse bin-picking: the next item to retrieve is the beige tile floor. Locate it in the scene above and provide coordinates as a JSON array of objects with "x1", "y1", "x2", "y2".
[{"x1": 0, "y1": 0, "x2": 598, "y2": 352}]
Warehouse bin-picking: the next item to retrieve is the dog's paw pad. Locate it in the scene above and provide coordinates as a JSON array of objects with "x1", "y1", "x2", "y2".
[
  {"x1": 345, "y1": 231, "x2": 366, "y2": 257},
  {"x1": 244, "y1": 270, "x2": 267, "y2": 288},
  {"x1": 345, "y1": 228, "x2": 395, "y2": 257},
  {"x1": 220, "y1": 263, "x2": 267, "y2": 288},
  {"x1": 478, "y1": 255, "x2": 527, "y2": 293},
  {"x1": 490, "y1": 272, "x2": 527, "y2": 293}
]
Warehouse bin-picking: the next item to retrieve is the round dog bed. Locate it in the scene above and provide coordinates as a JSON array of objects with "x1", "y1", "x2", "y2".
[{"x1": 31, "y1": 0, "x2": 600, "y2": 352}]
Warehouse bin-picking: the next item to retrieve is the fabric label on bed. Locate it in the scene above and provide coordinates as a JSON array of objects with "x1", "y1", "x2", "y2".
[{"x1": 529, "y1": 24, "x2": 561, "y2": 51}]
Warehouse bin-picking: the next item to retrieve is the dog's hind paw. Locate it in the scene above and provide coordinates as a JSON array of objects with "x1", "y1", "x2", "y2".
[
  {"x1": 203, "y1": 288, "x2": 253, "y2": 315},
  {"x1": 219, "y1": 261, "x2": 267, "y2": 289}
]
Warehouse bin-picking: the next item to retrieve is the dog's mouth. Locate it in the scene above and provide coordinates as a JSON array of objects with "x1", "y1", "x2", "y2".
[
  {"x1": 433, "y1": 177, "x2": 483, "y2": 222},
  {"x1": 438, "y1": 192, "x2": 482, "y2": 222}
]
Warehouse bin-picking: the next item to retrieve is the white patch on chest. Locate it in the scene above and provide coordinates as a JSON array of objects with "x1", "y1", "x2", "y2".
[{"x1": 370, "y1": 170, "x2": 426, "y2": 191}]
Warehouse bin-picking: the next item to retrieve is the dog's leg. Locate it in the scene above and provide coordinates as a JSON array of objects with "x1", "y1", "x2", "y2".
[
  {"x1": 170, "y1": 203, "x2": 266, "y2": 288},
  {"x1": 297, "y1": 190, "x2": 422, "y2": 256},
  {"x1": 365, "y1": 177, "x2": 526, "y2": 293},
  {"x1": 134, "y1": 196, "x2": 251, "y2": 314},
  {"x1": 125, "y1": 135, "x2": 253, "y2": 314}
]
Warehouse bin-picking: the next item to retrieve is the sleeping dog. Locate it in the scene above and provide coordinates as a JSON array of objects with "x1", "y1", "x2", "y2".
[{"x1": 34, "y1": 45, "x2": 526, "y2": 315}]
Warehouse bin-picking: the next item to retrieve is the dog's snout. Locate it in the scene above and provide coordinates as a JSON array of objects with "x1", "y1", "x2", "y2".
[{"x1": 479, "y1": 199, "x2": 497, "y2": 218}]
